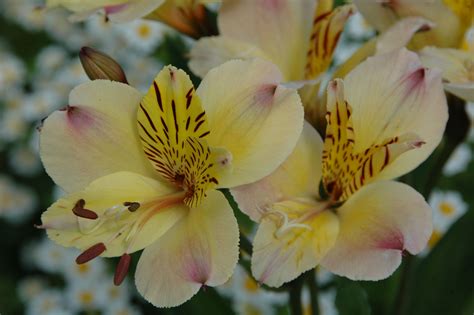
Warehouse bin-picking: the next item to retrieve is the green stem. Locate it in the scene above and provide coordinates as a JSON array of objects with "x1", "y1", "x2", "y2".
[
  {"x1": 307, "y1": 270, "x2": 320, "y2": 315},
  {"x1": 288, "y1": 275, "x2": 305, "y2": 315},
  {"x1": 239, "y1": 233, "x2": 253, "y2": 257}
]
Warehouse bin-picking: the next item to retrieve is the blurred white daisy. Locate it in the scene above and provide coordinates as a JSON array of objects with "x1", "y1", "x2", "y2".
[
  {"x1": 62, "y1": 254, "x2": 107, "y2": 284},
  {"x1": 0, "y1": 175, "x2": 37, "y2": 224},
  {"x1": 4, "y1": 0, "x2": 46, "y2": 31},
  {"x1": 0, "y1": 52, "x2": 26, "y2": 93},
  {"x1": 8, "y1": 144, "x2": 42, "y2": 176},
  {"x1": 35, "y1": 45, "x2": 69, "y2": 78},
  {"x1": 0, "y1": 109, "x2": 29, "y2": 142},
  {"x1": 17, "y1": 276, "x2": 47, "y2": 303},
  {"x1": 345, "y1": 12, "x2": 375, "y2": 40},
  {"x1": 103, "y1": 303, "x2": 142, "y2": 315},
  {"x1": 25, "y1": 289, "x2": 68, "y2": 315},
  {"x1": 123, "y1": 55, "x2": 163, "y2": 91},
  {"x1": 332, "y1": 37, "x2": 361, "y2": 67},
  {"x1": 65, "y1": 278, "x2": 107, "y2": 312},
  {"x1": 22, "y1": 89, "x2": 62, "y2": 122},
  {"x1": 31, "y1": 237, "x2": 71, "y2": 274},
  {"x1": 302, "y1": 288, "x2": 338, "y2": 315},
  {"x1": 443, "y1": 143, "x2": 472, "y2": 176},
  {"x1": 234, "y1": 300, "x2": 275, "y2": 315},
  {"x1": 461, "y1": 25, "x2": 474, "y2": 52},
  {"x1": 120, "y1": 20, "x2": 167, "y2": 54},
  {"x1": 96, "y1": 278, "x2": 134, "y2": 310}
]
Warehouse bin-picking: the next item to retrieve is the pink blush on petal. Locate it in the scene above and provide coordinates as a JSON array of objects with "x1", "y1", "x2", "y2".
[
  {"x1": 376, "y1": 230, "x2": 404, "y2": 251},
  {"x1": 104, "y1": 3, "x2": 129, "y2": 15}
]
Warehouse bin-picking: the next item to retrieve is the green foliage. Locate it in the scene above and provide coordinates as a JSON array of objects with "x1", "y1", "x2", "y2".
[{"x1": 335, "y1": 278, "x2": 371, "y2": 315}]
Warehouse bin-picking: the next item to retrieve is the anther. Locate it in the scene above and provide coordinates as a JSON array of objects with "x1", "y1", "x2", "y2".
[
  {"x1": 72, "y1": 199, "x2": 98, "y2": 220},
  {"x1": 114, "y1": 253, "x2": 131, "y2": 286},
  {"x1": 123, "y1": 201, "x2": 140, "y2": 212},
  {"x1": 76, "y1": 242, "x2": 106, "y2": 264}
]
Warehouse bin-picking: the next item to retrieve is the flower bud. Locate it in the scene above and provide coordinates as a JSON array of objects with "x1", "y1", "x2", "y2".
[{"x1": 79, "y1": 46, "x2": 128, "y2": 83}]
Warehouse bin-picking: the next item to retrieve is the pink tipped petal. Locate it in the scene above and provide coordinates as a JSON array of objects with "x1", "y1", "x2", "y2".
[
  {"x1": 40, "y1": 80, "x2": 157, "y2": 192},
  {"x1": 218, "y1": 0, "x2": 316, "y2": 81},
  {"x1": 197, "y1": 59, "x2": 304, "y2": 188},
  {"x1": 135, "y1": 190, "x2": 239, "y2": 307},
  {"x1": 231, "y1": 122, "x2": 323, "y2": 221},
  {"x1": 321, "y1": 181, "x2": 432, "y2": 281},
  {"x1": 376, "y1": 17, "x2": 435, "y2": 55},
  {"x1": 343, "y1": 48, "x2": 448, "y2": 180},
  {"x1": 107, "y1": 0, "x2": 164, "y2": 22}
]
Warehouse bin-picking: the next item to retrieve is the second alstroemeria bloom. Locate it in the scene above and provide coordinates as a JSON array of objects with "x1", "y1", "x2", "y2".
[
  {"x1": 38, "y1": 58, "x2": 303, "y2": 306},
  {"x1": 232, "y1": 49, "x2": 448, "y2": 286}
]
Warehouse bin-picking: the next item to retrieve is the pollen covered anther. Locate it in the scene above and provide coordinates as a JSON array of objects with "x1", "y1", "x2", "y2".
[
  {"x1": 76, "y1": 242, "x2": 106, "y2": 264},
  {"x1": 72, "y1": 199, "x2": 98, "y2": 220},
  {"x1": 123, "y1": 201, "x2": 140, "y2": 212},
  {"x1": 114, "y1": 253, "x2": 132, "y2": 286}
]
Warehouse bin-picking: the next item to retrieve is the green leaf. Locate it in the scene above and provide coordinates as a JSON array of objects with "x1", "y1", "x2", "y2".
[
  {"x1": 335, "y1": 278, "x2": 371, "y2": 315},
  {"x1": 407, "y1": 209, "x2": 474, "y2": 315}
]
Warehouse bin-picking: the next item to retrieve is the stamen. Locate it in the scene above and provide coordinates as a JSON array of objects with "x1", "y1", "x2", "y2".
[
  {"x1": 123, "y1": 201, "x2": 140, "y2": 212},
  {"x1": 72, "y1": 199, "x2": 98, "y2": 220},
  {"x1": 114, "y1": 253, "x2": 131, "y2": 286},
  {"x1": 76, "y1": 242, "x2": 106, "y2": 264}
]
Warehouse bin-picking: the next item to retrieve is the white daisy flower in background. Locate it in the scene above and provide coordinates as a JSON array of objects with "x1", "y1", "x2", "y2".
[
  {"x1": 345, "y1": 12, "x2": 375, "y2": 40},
  {"x1": 35, "y1": 45, "x2": 69, "y2": 77},
  {"x1": 332, "y1": 36, "x2": 362, "y2": 67},
  {"x1": 120, "y1": 20, "x2": 167, "y2": 54},
  {"x1": 0, "y1": 51, "x2": 26, "y2": 92},
  {"x1": 22, "y1": 89, "x2": 63, "y2": 122},
  {"x1": 122, "y1": 55, "x2": 163, "y2": 91},
  {"x1": 30, "y1": 237, "x2": 71, "y2": 274},
  {"x1": 17, "y1": 276, "x2": 47, "y2": 303},
  {"x1": 443, "y1": 143, "x2": 472, "y2": 176},
  {"x1": 25, "y1": 289, "x2": 68, "y2": 315},
  {"x1": 466, "y1": 102, "x2": 474, "y2": 141},
  {"x1": 0, "y1": 175, "x2": 37, "y2": 224},
  {"x1": 0, "y1": 109, "x2": 29, "y2": 143},
  {"x1": 96, "y1": 278, "x2": 134, "y2": 310},
  {"x1": 302, "y1": 288, "x2": 338, "y2": 315},
  {"x1": 461, "y1": 25, "x2": 474, "y2": 52},
  {"x1": 234, "y1": 300, "x2": 275, "y2": 315},
  {"x1": 65, "y1": 278, "x2": 107, "y2": 313},
  {"x1": 423, "y1": 190, "x2": 469, "y2": 254},
  {"x1": 62, "y1": 253, "x2": 107, "y2": 283},
  {"x1": 54, "y1": 58, "x2": 88, "y2": 88},
  {"x1": 2, "y1": 0, "x2": 46, "y2": 32},
  {"x1": 8, "y1": 144, "x2": 42, "y2": 176},
  {"x1": 103, "y1": 304, "x2": 142, "y2": 315},
  {"x1": 316, "y1": 267, "x2": 334, "y2": 285}
]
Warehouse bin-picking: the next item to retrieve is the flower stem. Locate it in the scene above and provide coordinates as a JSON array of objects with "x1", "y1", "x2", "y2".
[
  {"x1": 239, "y1": 233, "x2": 253, "y2": 257},
  {"x1": 289, "y1": 275, "x2": 305, "y2": 315},
  {"x1": 307, "y1": 269, "x2": 320, "y2": 315}
]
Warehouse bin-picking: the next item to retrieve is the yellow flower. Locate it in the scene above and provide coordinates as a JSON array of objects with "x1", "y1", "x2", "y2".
[
  {"x1": 354, "y1": 0, "x2": 473, "y2": 49},
  {"x1": 189, "y1": 0, "x2": 355, "y2": 125},
  {"x1": 38, "y1": 58, "x2": 303, "y2": 306},
  {"x1": 232, "y1": 49, "x2": 447, "y2": 286},
  {"x1": 419, "y1": 47, "x2": 474, "y2": 101}
]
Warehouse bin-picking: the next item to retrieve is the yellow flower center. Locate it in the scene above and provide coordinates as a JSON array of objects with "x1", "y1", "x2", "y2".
[
  {"x1": 439, "y1": 201, "x2": 455, "y2": 216},
  {"x1": 76, "y1": 263, "x2": 90, "y2": 274},
  {"x1": 244, "y1": 276, "x2": 259, "y2": 293},
  {"x1": 79, "y1": 291, "x2": 94, "y2": 305},
  {"x1": 428, "y1": 230, "x2": 442, "y2": 248},
  {"x1": 137, "y1": 24, "x2": 151, "y2": 38}
]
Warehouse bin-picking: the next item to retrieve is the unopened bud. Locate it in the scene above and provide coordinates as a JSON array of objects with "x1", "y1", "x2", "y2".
[{"x1": 79, "y1": 46, "x2": 128, "y2": 83}]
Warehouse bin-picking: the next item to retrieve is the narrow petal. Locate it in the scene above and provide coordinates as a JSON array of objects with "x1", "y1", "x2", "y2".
[
  {"x1": 419, "y1": 47, "x2": 474, "y2": 84},
  {"x1": 218, "y1": 0, "x2": 317, "y2": 81},
  {"x1": 376, "y1": 17, "x2": 434, "y2": 55},
  {"x1": 137, "y1": 65, "x2": 220, "y2": 207},
  {"x1": 321, "y1": 181, "x2": 432, "y2": 281},
  {"x1": 445, "y1": 82, "x2": 474, "y2": 102},
  {"x1": 108, "y1": 0, "x2": 164, "y2": 22},
  {"x1": 252, "y1": 200, "x2": 339, "y2": 287},
  {"x1": 135, "y1": 190, "x2": 239, "y2": 307},
  {"x1": 189, "y1": 36, "x2": 270, "y2": 78},
  {"x1": 39, "y1": 80, "x2": 156, "y2": 192},
  {"x1": 41, "y1": 171, "x2": 186, "y2": 257},
  {"x1": 197, "y1": 59, "x2": 304, "y2": 188},
  {"x1": 343, "y1": 48, "x2": 448, "y2": 180},
  {"x1": 231, "y1": 122, "x2": 323, "y2": 221}
]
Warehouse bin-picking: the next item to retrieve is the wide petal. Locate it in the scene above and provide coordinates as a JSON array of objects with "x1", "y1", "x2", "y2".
[
  {"x1": 197, "y1": 59, "x2": 304, "y2": 188},
  {"x1": 321, "y1": 181, "x2": 432, "y2": 281},
  {"x1": 189, "y1": 36, "x2": 270, "y2": 78},
  {"x1": 375, "y1": 17, "x2": 434, "y2": 55},
  {"x1": 41, "y1": 171, "x2": 185, "y2": 257},
  {"x1": 39, "y1": 80, "x2": 157, "y2": 192},
  {"x1": 218, "y1": 0, "x2": 316, "y2": 81},
  {"x1": 231, "y1": 122, "x2": 323, "y2": 221},
  {"x1": 135, "y1": 190, "x2": 239, "y2": 307},
  {"x1": 252, "y1": 200, "x2": 339, "y2": 287},
  {"x1": 343, "y1": 48, "x2": 448, "y2": 180}
]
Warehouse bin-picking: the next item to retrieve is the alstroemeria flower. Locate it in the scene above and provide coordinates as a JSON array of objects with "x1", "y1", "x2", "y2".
[
  {"x1": 38, "y1": 59, "x2": 303, "y2": 306},
  {"x1": 189, "y1": 0, "x2": 354, "y2": 125},
  {"x1": 354, "y1": 0, "x2": 473, "y2": 49},
  {"x1": 231, "y1": 49, "x2": 448, "y2": 286},
  {"x1": 45, "y1": 0, "x2": 217, "y2": 37},
  {"x1": 419, "y1": 47, "x2": 474, "y2": 101}
]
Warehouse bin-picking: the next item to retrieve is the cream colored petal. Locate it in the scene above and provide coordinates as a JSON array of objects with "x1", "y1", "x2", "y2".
[
  {"x1": 376, "y1": 17, "x2": 434, "y2": 55},
  {"x1": 135, "y1": 190, "x2": 239, "y2": 307},
  {"x1": 419, "y1": 47, "x2": 474, "y2": 83},
  {"x1": 46, "y1": 0, "x2": 127, "y2": 11},
  {"x1": 218, "y1": 0, "x2": 317, "y2": 81},
  {"x1": 231, "y1": 122, "x2": 323, "y2": 222},
  {"x1": 445, "y1": 82, "x2": 474, "y2": 102},
  {"x1": 343, "y1": 48, "x2": 448, "y2": 179},
  {"x1": 40, "y1": 80, "x2": 157, "y2": 193},
  {"x1": 189, "y1": 36, "x2": 270, "y2": 78},
  {"x1": 108, "y1": 0, "x2": 164, "y2": 22},
  {"x1": 252, "y1": 200, "x2": 339, "y2": 287},
  {"x1": 41, "y1": 171, "x2": 185, "y2": 257},
  {"x1": 197, "y1": 59, "x2": 304, "y2": 188},
  {"x1": 321, "y1": 181, "x2": 432, "y2": 281}
]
